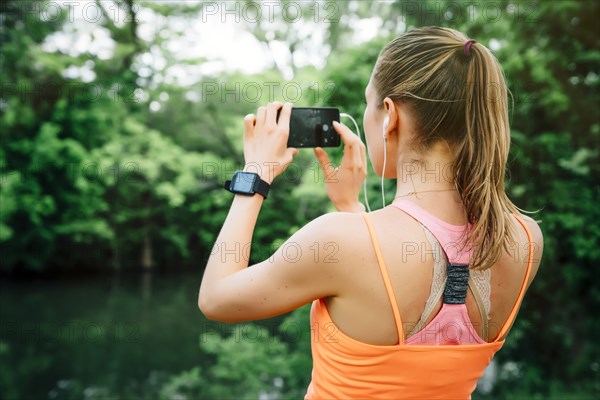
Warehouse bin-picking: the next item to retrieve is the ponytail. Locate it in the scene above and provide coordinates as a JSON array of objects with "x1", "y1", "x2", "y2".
[
  {"x1": 373, "y1": 27, "x2": 520, "y2": 270},
  {"x1": 455, "y1": 42, "x2": 518, "y2": 270}
]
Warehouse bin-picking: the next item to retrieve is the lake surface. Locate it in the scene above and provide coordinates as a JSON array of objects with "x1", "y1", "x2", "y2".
[{"x1": 0, "y1": 270, "x2": 287, "y2": 399}]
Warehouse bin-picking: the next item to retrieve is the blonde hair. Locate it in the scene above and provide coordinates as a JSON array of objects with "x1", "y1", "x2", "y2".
[{"x1": 374, "y1": 26, "x2": 518, "y2": 271}]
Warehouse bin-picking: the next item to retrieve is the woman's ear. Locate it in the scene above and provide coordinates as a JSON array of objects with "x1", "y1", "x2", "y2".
[{"x1": 383, "y1": 97, "x2": 399, "y2": 139}]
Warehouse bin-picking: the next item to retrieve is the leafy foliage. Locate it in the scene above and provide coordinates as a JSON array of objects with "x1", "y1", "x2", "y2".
[{"x1": 1, "y1": 0, "x2": 598, "y2": 398}]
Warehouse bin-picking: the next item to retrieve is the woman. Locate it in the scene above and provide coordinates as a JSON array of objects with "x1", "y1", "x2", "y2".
[{"x1": 199, "y1": 26, "x2": 543, "y2": 399}]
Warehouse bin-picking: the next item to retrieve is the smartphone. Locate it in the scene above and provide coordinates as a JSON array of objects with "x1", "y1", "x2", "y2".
[{"x1": 277, "y1": 107, "x2": 341, "y2": 148}]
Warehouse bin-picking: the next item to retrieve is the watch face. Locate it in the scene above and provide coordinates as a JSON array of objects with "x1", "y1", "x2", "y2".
[{"x1": 233, "y1": 172, "x2": 257, "y2": 193}]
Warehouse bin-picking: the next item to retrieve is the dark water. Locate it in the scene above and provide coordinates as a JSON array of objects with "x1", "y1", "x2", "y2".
[
  {"x1": 0, "y1": 270, "x2": 285, "y2": 399},
  {"x1": 2, "y1": 270, "x2": 567, "y2": 399}
]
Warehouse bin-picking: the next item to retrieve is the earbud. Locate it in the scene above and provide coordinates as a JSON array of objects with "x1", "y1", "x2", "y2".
[{"x1": 382, "y1": 116, "x2": 389, "y2": 140}]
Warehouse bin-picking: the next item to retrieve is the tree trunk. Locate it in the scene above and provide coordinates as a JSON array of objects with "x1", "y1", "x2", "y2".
[{"x1": 141, "y1": 229, "x2": 153, "y2": 270}]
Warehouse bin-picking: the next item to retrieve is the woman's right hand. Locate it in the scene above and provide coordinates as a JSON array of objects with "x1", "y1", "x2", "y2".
[{"x1": 313, "y1": 121, "x2": 367, "y2": 213}]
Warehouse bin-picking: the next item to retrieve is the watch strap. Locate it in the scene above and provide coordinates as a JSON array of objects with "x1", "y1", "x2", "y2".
[
  {"x1": 223, "y1": 173, "x2": 269, "y2": 199},
  {"x1": 254, "y1": 177, "x2": 269, "y2": 199}
]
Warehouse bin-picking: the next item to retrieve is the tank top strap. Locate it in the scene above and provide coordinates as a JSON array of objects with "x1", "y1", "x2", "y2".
[
  {"x1": 361, "y1": 212, "x2": 405, "y2": 344},
  {"x1": 492, "y1": 214, "x2": 535, "y2": 342}
]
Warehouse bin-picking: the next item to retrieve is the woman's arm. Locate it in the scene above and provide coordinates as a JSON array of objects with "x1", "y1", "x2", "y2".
[
  {"x1": 199, "y1": 192, "x2": 264, "y2": 297},
  {"x1": 198, "y1": 102, "x2": 367, "y2": 321},
  {"x1": 198, "y1": 211, "x2": 352, "y2": 322}
]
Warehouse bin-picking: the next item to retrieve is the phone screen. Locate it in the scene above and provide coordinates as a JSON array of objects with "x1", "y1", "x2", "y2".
[{"x1": 277, "y1": 107, "x2": 341, "y2": 148}]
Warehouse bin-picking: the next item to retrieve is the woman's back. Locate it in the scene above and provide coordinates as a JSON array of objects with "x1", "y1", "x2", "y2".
[
  {"x1": 304, "y1": 196, "x2": 543, "y2": 398},
  {"x1": 317, "y1": 195, "x2": 543, "y2": 347}
]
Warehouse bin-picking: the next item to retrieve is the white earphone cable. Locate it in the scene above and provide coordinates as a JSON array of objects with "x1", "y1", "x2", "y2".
[{"x1": 381, "y1": 135, "x2": 387, "y2": 209}]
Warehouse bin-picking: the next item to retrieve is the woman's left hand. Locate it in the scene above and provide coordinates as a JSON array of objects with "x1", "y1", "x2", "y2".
[
  {"x1": 243, "y1": 102, "x2": 299, "y2": 184},
  {"x1": 313, "y1": 121, "x2": 367, "y2": 212}
]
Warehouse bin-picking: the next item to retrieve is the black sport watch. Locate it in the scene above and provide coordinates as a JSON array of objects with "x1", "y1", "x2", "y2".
[{"x1": 224, "y1": 171, "x2": 270, "y2": 199}]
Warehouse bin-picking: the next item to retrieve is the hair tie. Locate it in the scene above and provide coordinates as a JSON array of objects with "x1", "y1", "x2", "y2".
[{"x1": 464, "y1": 39, "x2": 477, "y2": 56}]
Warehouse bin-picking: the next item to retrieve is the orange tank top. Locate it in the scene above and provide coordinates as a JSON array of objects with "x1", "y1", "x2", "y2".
[{"x1": 304, "y1": 211, "x2": 535, "y2": 399}]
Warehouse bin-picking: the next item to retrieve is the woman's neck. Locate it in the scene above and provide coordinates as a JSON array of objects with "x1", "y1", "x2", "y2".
[
  {"x1": 393, "y1": 146, "x2": 466, "y2": 223},
  {"x1": 394, "y1": 144, "x2": 456, "y2": 195}
]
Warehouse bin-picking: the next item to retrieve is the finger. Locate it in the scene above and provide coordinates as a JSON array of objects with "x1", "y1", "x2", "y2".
[
  {"x1": 339, "y1": 139, "x2": 357, "y2": 169},
  {"x1": 244, "y1": 114, "x2": 256, "y2": 137},
  {"x1": 314, "y1": 147, "x2": 332, "y2": 171},
  {"x1": 286, "y1": 147, "x2": 299, "y2": 160},
  {"x1": 315, "y1": 147, "x2": 338, "y2": 182},
  {"x1": 360, "y1": 142, "x2": 367, "y2": 176},
  {"x1": 353, "y1": 142, "x2": 363, "y2": 177},
  {"x1": 256, "y1": 106, "x2": 267, "y2": 127},
  {"x1": 265, "y1": 101, "x2": 284, "y2": 129},
  {"x1": 332, "y1": 121, "x2": 362, "y2": 147},
  {"x1": 277, "y1": 102, "x2": 292, "y2": 130}
]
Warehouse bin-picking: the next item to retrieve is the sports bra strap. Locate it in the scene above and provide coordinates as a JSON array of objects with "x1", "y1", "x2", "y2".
[
  {"x1": 468, "y1": 275, "x2": 489, "y2": 341},
  {"x1": 492, "y1": 214, "x2": 535, "y2": 342},
  {"x1": 390, "y1": 199, "x2": 473, "y2": 264},
  {"x1": 361, "y1": 213, "x2": 405, "y2": 344}
]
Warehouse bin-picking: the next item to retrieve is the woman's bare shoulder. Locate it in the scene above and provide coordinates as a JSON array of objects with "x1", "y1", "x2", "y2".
[
  {"x1": 303, "y1": 210, "x2": 414, "y2": 263},
  {"x1": 304, "y1": 211, "x2": 366, "y2": 234},
  {"x1": 298, "y1": 211, "x2": 371, "y2": 253},
  {"x1": 512, "y1": 212, "x2": 544, "y2": 285},
  {"x1": 514, "y1": 212, "x2": 544, "y2": 248}
]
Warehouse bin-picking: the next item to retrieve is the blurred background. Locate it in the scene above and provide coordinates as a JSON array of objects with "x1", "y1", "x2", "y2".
[{"x1": 1, "y1": 0, "x2": 598, "y2": 399}]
